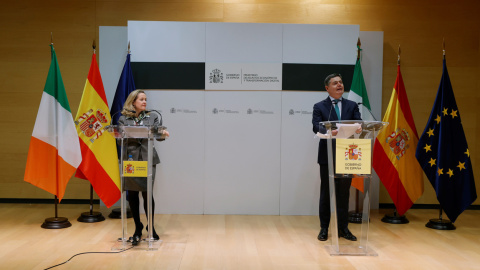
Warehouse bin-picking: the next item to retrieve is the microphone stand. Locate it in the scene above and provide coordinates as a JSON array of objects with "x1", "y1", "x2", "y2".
[{"x1": 107, "y1": 111, "x2": 133, "y2": 219}]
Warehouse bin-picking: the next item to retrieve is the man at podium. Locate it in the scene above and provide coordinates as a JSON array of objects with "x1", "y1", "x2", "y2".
[{"x1": 312, "y1": 73, "x2": 362, "y2": 242}]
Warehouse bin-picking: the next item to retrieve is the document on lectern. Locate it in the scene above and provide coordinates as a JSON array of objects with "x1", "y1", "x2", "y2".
[
  {"x1": 335, "y1": 123, "x2": 361, "y2": 139},
  {"x1": 122, "y1": 126, "x2": 149, "y2": 138}
]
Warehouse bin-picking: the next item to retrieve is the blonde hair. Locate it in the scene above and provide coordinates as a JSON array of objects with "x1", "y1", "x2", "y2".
[{"x1": 121, "y1": 90, "x2": 146, "y2": 117}]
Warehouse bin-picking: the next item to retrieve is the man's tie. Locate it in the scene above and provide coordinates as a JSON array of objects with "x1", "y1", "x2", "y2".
[{"x1": 334, "y1": 99, "x2": 341, "y2": 119}]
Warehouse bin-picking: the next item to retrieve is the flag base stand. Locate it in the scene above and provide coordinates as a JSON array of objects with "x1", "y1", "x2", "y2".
[
  {"x1": 381, "y1": 209, "x2": 409, "y2": 224},
  {"x1": 41, "y1": 217, "x2": 72, "y2": 229},
  {"x1": 78, "y1": 185, "x2": 106, "y2": 223},
  {"x1": 426, "y1": 207, "x2": 456, "y2": 230},
  {"x1": 42, "y1": 196, "x2": 71, "y2": 229},
  {"x1": 348, "y1": 211, "x2": 363, "y2": 224},
  {"x1": 381, "y1": 213, "x2": 409, "y2": 224},
  {"x1": 109, "y1": 207, "x2": 132, "y2": 219},
  {"x1": 78, "y1": 211, "x2": 105, "y2": 223},
  {"x1": 426, "y1": 219, "x2": 456, "y2": 230}
]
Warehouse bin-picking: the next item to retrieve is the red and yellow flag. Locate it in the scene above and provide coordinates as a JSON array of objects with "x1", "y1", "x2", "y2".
[
  {"x1": 74, "y1": 53, "x2": 120, "y2": 208},
  {"x1": 372, "y1": 64, "x2": 424, "y2": 215}
]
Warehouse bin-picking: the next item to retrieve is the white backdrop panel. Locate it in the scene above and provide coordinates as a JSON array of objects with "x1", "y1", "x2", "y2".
[
  {"x1": 146, "y1": 90, "x2": 205, "y2": 214},
  {"x1": 205, "y1": 23, "x2": 283, "y2": 90},
  {"x1": 100, "y1": 24, "x2": 383, "y2": 214},
  {"x1": 204, "y1": 91, "x2": 282, "y2": 214},
  {"x1": 357, "y1": 31, "x2": 384, "y2": 209},
  {"x1": 128, "y1": 21, "x2": 206, "y2": 62},
  {"x1": 283, "y1": 24, "x2": 359, "y2": 64},
  {"x1": 206, "y1": 22, "x2": 283, "y2": 63},
  {"x1": 280, "y1": 91, "x2": 328, "y2": 215},
  {"x1": 99, "y1": 26, "x2": 128, "y2": 108}
]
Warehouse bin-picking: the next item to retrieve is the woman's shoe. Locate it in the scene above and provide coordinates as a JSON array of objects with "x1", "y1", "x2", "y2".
[
  {"x1": 131, "y1": 234, "x2": 141, "y2": 246},
  {"x1": 146, "y1": 225, "x2": 160, "y2": 240},
  {"x1": 131, "y1": 223, "x2": 143, "y2": 246}
]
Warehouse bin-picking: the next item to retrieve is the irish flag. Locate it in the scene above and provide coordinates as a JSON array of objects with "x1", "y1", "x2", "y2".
[
  {"x1": 372, "y1": 64, "x2": 424, "y2": 215},
  {"x1": 347, "y1": 53, "x2": 371, "y2": 192},
  {"x1": 24, "y1": 45, "x2": 82, "y2": 202},
  {"x1": 74, "y1": 52, "x2": 121, "y2": 208},
  {"x1": 347, "y1": 53, "x2": 373, "y2": 121}
]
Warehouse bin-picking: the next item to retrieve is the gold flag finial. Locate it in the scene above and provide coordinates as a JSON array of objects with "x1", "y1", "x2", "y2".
[
  {"x1": 357, "y1": 38, "x2": 361, "y2": 60},
  {"x1": 443, "y1": 38, "x2": 446, "y2": 58},
  {"x1": 92, "y1": 40, "x2": 96, "y2": 53},
  {"x1": 128, "y1": 41, "x2": 131, "y2": 54},
  {"x1": 397, "y1": 45, "x2": 401, "y2": 65},
  {"x1": 50, "y1": 32, "x2": 53, "y2": 45}
]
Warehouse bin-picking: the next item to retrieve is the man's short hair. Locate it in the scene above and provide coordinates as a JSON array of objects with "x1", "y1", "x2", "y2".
[{"x1": 324, "y1": 73, "x2": 343, "y2": 86}]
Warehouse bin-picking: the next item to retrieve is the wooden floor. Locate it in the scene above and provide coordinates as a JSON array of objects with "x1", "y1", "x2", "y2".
[{"x1": 1, "y1": 204, "x2": 479, "y2": 270}]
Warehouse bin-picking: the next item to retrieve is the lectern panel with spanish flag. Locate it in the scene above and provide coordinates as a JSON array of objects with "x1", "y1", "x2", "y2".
[
  {"x1": 106, "y1": 124, "x2": 168, "y2": 251},
  {"x1": 317, "y1": 120, "x2": 387, "y2": 256}
]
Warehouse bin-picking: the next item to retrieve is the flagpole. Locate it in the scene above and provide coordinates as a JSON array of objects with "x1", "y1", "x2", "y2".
[
  {"x1": 38, "y1": 36, "x2": 72, "y2": 229},
  {"x1": 77, "y1": 40, "x2": 106, "y2": 223},
  {"x1": 381, "y1": 45, "x2": 409, "y2": 225},
  {"x1": 424, "y1": 40, "x2": 455, "y2": 230},
  {"x1": 109, "y1": 41, "x2": 133, "y2": 220},
  {"x1": 349, "y1": 38, "x2": 364, "y2": 224}
]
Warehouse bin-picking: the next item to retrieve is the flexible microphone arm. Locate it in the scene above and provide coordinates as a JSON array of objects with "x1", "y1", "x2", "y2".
[
  {"x1": 109, "y1": 110, "x2": 124, "y2": 125},
  {"x1": 323, "y1": 99, "x2": 338, "y2": 132},
  {"x1": 357, "y1": 102, "x2": 378, "y2": 122},
  {"x1": 145, "y1": 109, "x2": 163, "y2": 126}
]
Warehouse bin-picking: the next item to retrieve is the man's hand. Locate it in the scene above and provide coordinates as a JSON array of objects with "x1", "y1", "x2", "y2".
[{"x1": 355, "y1": 126, "x2": 362, "y2": 134}]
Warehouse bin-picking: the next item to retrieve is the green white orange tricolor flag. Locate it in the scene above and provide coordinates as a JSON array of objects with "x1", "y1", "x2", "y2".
[
  {"x1": 348, "y1": 53, "x2": 373, "y2": 121},
  {"x1": 24, "y1": 45, "x2": 82, "y2": 201},
  {"x1": 372, "y1": 64, "x2": 424, "y2": 215},
  {"x1": 347, "y1": 52, "x2": 371, "y2": 192},
  {"x1": 74, "y1": 52, "x2": 121, "y2": 208}
]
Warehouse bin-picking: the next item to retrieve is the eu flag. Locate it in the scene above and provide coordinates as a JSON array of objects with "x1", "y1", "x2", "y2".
[
  {"x1": 110, "y1": 53, "x2": 136, "y2": 125},
  {"x1": 415, "y1": 59, "x2": 476, "y2": 223}
]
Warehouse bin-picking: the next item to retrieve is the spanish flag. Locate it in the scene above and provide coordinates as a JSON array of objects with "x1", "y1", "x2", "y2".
[
  {"x1": 24, "y1": 45, "x2": 82, "y2": 201},
  {"x1": 372, "y1": 64, "x2": 424, "y2": 215},
  {"x1": 74, "y1": 52, "x2": 121, "y2": 208}
]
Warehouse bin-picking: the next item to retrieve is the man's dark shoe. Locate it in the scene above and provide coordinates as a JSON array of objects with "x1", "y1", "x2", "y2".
[
  {"x1": 338, "y1": 228, "x2": 357, "y2": 241},
  {"x1": 317, "y1": 228, "x2": 328, "y2": 241}
]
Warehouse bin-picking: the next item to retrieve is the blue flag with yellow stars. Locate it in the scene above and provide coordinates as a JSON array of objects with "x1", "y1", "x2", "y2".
[{"x1": 415, "y1": 59, "x2": 476, "y2": 223}]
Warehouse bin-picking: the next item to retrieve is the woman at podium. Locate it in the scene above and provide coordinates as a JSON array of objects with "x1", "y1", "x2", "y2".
[{"x1": 118, "y1": 90, "x2": 169, "y2": 245}]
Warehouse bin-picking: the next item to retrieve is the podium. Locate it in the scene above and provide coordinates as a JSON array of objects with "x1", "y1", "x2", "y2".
[
  {"x1": 318, "y1": 120, "x2": 387, "y2": 256},
  {"x1": 106, "y1": 124, "x2": 167, "y2": 250}
]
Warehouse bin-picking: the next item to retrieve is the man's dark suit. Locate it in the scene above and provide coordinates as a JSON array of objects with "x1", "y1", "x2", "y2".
[{"x1": 312, "y1": 96, "x2": 362, "y2": 231}]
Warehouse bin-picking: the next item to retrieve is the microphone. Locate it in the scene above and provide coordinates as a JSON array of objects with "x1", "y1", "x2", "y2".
[
  {"x1": 124, "y1": 109, "x2": 163, "y2": 125},
  {"x1": 327, "y1": 99, "x2": 338, "y2": 121}
]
